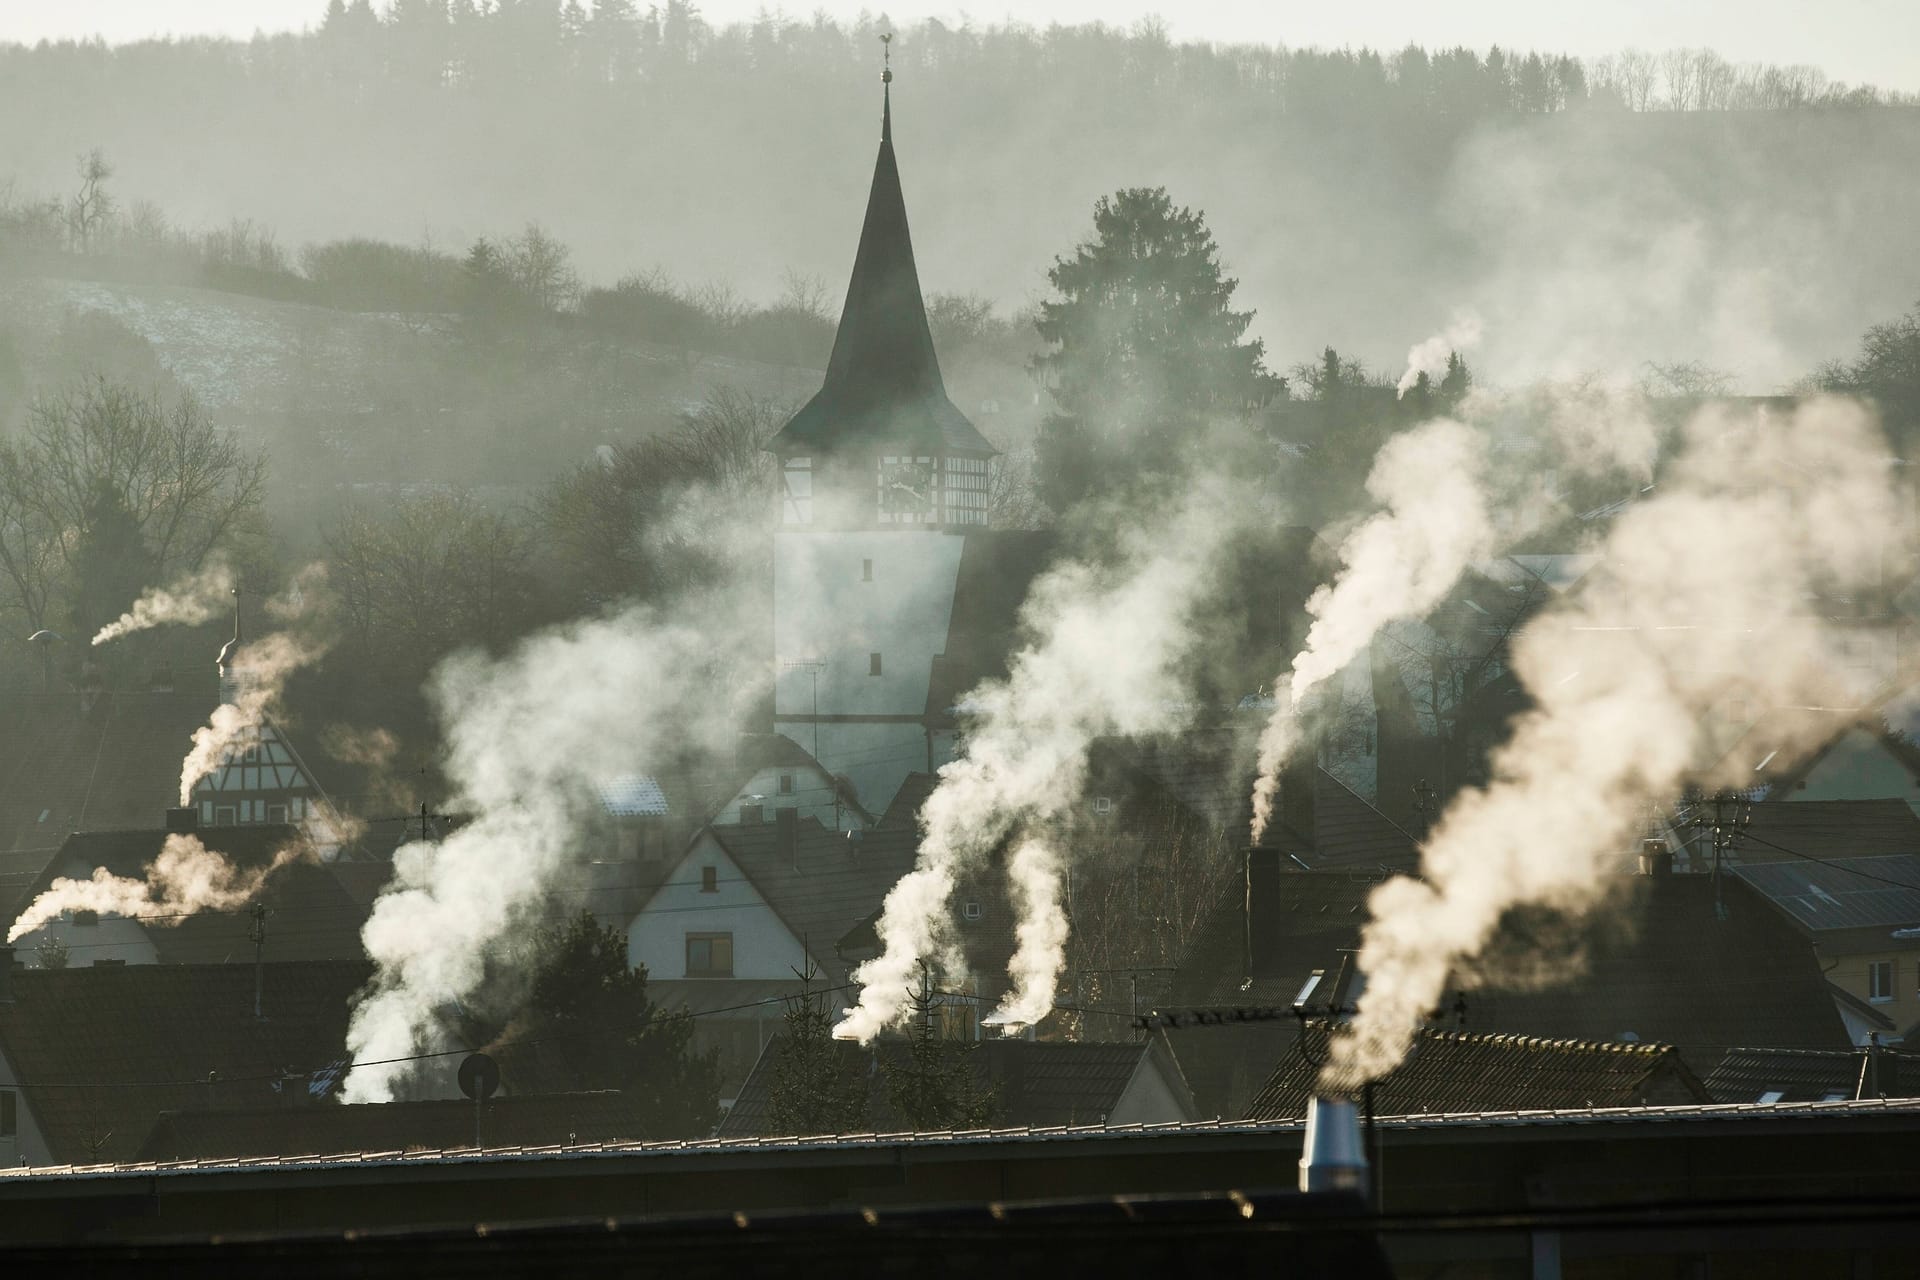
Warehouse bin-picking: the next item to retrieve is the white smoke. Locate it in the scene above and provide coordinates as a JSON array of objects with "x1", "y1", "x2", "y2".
[
  {"x1": 179, "y1": 630, "x2": 326, "y2": 803},
  {"x1": 1396, "y1": 311, "x2": 1483, "y2": 398},
  {"x1": 836, "y1": 476, "x2": 1255, "y2": 1042},
  {"x1": 1328, "y1": 397, "x2": 1906, "y2": 1089},
  {"x1": 92, "y1": 559, "x2": 235, "y2": 646},
  {"x1": 1251, "y1": 419, "x2": 1495, "y2": 843},
  {"x1": 340, "y1": 597, "x2": 756, "y2": 1103},
  {"x1": 7, "y1": 833, "x2": 312, "y2": 942}
]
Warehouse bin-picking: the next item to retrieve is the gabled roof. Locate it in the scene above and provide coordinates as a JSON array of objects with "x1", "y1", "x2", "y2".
[
  {"x1": 1711, "y1": 706, "x2": 1920, "y2": 798},
  {"x1": 766, "y1": 85, "x2": 993, "y2": 459},
  {"x1": 1714, "y1": 799, "x2": 1920, "y2": 864},
  {"x1": 716, "y1": 1034, "x2": 1191, "y2": 1137},
  {"x1": 698, "y1": 818, "x2": 919, "y2": 963},
  {"x1": 1246, "y1": 1023, "x2": 1709, "y2": 1120},
  {"x1": 18, "y1": 825, "x2": 369, "y2": 964},
  {"x1": 0, "y1": 960, "x2": 367, "y2": 1164},
  {"x1": 135, "y1": 1091, "x2": 657, "y2": 1162},
  {"x1": 1704, "y1": 1045, "x2": 1920, "y2": 1103},
  {"x1": 877, "y1": 772, "x2": 938, "y2": 831},
  {"x1": 1733, "y1": 854, "x2": 1920, "y2": 933}
]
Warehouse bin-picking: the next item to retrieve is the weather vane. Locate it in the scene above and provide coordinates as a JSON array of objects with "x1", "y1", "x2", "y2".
[{"x1": 881, "y1": 32, "x2": 892, "y2": 83}]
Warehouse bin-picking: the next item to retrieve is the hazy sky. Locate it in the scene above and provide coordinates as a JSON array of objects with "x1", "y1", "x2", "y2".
[{"x1": 2, "y1": 0, "x2": 1917, "y2": 94}]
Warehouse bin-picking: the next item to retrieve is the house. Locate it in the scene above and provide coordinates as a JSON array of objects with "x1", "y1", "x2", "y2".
[
  {"x1": 1703, "y1": 1044, "x2": 1920, "y2": 1104},
  {"x1": 1167, "y1": 861, "x2": 1851, "y2": 1117},
  {"x1": 715, "y1": 1033, "x2": 1197, "y2": 1137},
  {"x1": 704, "y1": 733, "x2": 872, "y2": 834},
  {"x1": 135, "y1": 1091, "x2": 660, "y2": 1162},
  {"x1": 1245, "y1": 1023, "x2": 1710, "y2": 1120},
  {"x1": 1708, "y1": 707, "x2": 1920, "y2": 815},
  {"x1": 1734, "y1": 853, "x2": 1920, "y2": 1040},
  {"x1": 0, "y1": 956, "x2": 367, "y2": 1165},
  {"x1": 625, "y1": 817, "x2": 922, "y2": 1096},
  {"x1": 7, "y1": 821, "x2": 371, "y2": 968}
]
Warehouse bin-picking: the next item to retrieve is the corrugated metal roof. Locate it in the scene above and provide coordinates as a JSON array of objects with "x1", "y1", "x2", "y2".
[{"x1": 1734, "y1": 854, "x2": 1920, "y2": 931}]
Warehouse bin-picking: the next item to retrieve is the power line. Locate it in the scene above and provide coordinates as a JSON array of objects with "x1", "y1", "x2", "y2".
[{"x1": 1732, "y1": 830, "x2": 1920, "y2": 893}]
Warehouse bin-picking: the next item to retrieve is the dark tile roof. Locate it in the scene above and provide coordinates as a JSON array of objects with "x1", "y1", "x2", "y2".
[
  {"x1": 716, "y1": 1034, "x2": 1188, "y2": 1137},
  {"x1": 1245, "y1": 1023, "x2": 1709, "y2": 1120},
  {"x1": 0, "y1": 848, "x2": 58, "y2": 932},
  {"x1": 0, "y1": 960, "x2": 367, "y2": 1164},
  {"x1": 19, "y1": 825, "x2": 370, "y2": 964},
  {"x1": 1703, "y1": 1045, "x2": 1920, "y2": 1104},
  {"x1": 1174, "y1": 871, "x2": 1850, "y2": 1079},
  {"x1": 924, "y1": 532, "x2": 1060, "y2": 722},
  {"x1": 1734, "y1": 854, "x2": 1920, "y2": 933},
  {"x1": 706, "y1": 818, "x2": 921, "y2": 963},
  {"x1": 1714, "y1": 799, "x2": 1920, "y2": 864},
  {"x1": 877, "y1": 771, "x2": 937, "y2": 831},
  {"x1": 135, "y1": 1091, "x2": 658, "y2": 1162}
]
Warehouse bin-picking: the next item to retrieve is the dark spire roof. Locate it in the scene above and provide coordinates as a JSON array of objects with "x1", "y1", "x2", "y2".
[{"x1": 767, "y1": 78, "x2": 993, "y2": 458}]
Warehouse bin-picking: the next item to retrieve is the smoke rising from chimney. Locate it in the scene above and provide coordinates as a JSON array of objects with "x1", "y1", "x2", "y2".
[
  {"x1": 179, "y1": 630, "x2": 327, "y2": 803},
  {"x1": 6, "y1": 833, "x2": 312, "y2": 943},
  {"x1": 836, "y1": 475, "x2": 1254, "y2": 1042},
  {"x1": 1251, "y1": 419, "x2": 1496, "y2": 843},
  {"x1": 92, "y1": 559, "x2": 236, "y2": 646},
  {"x1": 1396, "y1": 311, "x2": 1482, "y2": 398},
  {"x1": 340, "y1": 597, "x2": 757, "y2": 1102},
  {"x1": 1326, "y1": 396, "x2": 1908, "y2": 1090}
]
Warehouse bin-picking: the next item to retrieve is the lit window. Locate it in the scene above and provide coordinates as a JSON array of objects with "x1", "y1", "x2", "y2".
[
  {"x1": 700, "y1": 866, "x2": 718, "y2": 893},
  {"x1": 686, "y1": 932, "x2": 734, "y2": 978},
  {"x1": 1870, "y1": 960, "x2": 1895, "y2": 1002},
  {"x1": 870, "y1": 653, "x2": 883, "y2": 677}
]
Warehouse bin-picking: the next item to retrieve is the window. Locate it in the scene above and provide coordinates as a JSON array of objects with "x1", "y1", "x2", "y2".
[
  {"x1": 862, "y1": 558, "x2": 873, "y2": 582},
  {"x1": 963, "y1": 901, "x2": 983, "y2": 921},
  {"x1": 686, "y1": 932, "x2": 734, "y2": 978},
  {"x1": 700, "y1": 866, "x2": 718, "y2": 893},
  {"x1": 1870, "y1": 960, "x2": 1895, "y2": 1002},
  {"x1": 869, "y1": 652, "x2": 883, "y2": 677},
  {"x1": 739, "y1": 803, "x2": 763, "y2": 826},
  {"x1": 0, "y1": 1090, "x2": 14, "y2": 1138},
  {"x1": 1092, "y1": 796, "x2": 1113, "y2": 815},
  {"x1": 779, "y1": 773, "x2": 794, "y2": 795},
  {"x1": 214, "y1": 806, "x2": 236, "y2": 826},
  {"x1": 266, "y1": 804, "x2": 288, "y2": 824}
]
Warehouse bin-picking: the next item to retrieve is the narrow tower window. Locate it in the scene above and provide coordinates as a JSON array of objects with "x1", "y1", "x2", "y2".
[
  {"x1": 870, "y1": 652, "x2": 883, "y2": 677},
  {"x1": 862, "y1": 558, "x2": 873, "y2": 582}
]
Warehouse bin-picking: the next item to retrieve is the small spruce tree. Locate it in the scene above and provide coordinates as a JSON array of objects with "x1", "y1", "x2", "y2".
[
  {"x1": 766, "y1": 968, "x2": 868, "y2": 1136},
  {"x1": 878, "y1": 966, "x2": 997, "y2": 1132}
]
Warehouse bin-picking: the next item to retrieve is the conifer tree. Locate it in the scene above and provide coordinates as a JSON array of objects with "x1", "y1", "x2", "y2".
[
  {"x1": 767, "y1": 969, "x2": 868, "y2": 1136},
  {"x1": 878, "y1": 966, "x2": 997, "y2": 1132}
]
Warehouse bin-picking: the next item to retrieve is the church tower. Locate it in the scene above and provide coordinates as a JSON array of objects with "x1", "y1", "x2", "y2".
[{"x1": 767, "y1": 59, "x2": 997, "y2": 813}]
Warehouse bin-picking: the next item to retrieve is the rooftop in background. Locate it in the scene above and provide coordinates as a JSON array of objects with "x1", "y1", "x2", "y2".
[
  {"x1": 1733, "y1": 854, "x2": 1920, "y2": 934},
  {"x1": 0, "y1": 960, "x2": 368, "y2": 1165},
  {"x1": 717, "y1": 1034, "x2": 1194, "y2": 1138},
  {"x1": 1721, "y1": 799, "x2": 1920, "y2": 864},
  {"x1": 595, "y1": 774, "x2": 669, "y2": 817},
  {"x1": 1246, "y1": 1023, "x2": 1709, "y2": 1120},
  {"x1": 1704, "y1": 1045, "x2": 1920, "y2": 1104},
  {"x1": 700, "y1": 816, "x2": 921, "y2": 965},
  {"x1": 136, "y1": 1091, "x2": 659, "y2": 1163}
]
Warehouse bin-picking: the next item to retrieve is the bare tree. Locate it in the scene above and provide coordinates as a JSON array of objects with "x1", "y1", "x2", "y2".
[
  {"x1": 67, "y1": 149, "x2": 114, "y2": 253},
  {"x1": 505, "y1": 222, "x2": 580, "y2": 312},
  {"x1": 1614, "y1": 48, "x2": 1658, "y2": 111},
  {"x1": 1660, "y1": 48, "x2": 1698, "y2": 111}
]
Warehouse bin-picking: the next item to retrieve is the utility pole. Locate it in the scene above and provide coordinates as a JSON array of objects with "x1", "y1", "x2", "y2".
[
  {"x1": 1689, "y1": 789, "x2": 1750, "y2": 921},
  {"x1": 247, "y1": 903, "x2": 269, "y2": 1020}
]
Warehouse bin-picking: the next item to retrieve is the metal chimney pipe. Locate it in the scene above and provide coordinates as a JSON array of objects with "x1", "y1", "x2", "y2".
[{"x1": 1299, "y1": 1095, "x2": 1369, "y2": 1197}]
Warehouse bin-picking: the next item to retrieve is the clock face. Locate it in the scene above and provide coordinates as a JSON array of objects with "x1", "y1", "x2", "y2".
[{"x1": 879, "y1": 458, "x2": 935, "y2": 516}]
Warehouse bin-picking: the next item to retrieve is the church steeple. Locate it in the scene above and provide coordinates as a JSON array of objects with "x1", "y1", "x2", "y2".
[{"x1": 767, "y1": 55, "x2": 994, "y2": 483}]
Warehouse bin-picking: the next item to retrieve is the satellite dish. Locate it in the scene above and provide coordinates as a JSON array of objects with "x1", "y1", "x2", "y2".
[{"x1": 458, "y1": 1052, "x2": 500, "y2": 1102}]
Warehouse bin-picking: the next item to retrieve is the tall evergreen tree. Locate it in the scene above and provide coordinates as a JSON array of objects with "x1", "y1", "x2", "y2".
[
  {"x1": 877, "y1": 967, "x2": 997, "y2": 1131},
  {"x1": 767, "y1": 970, "x2": 868, "y2": 1136},
  {"x1": 1032, "y1": 186, "x2": 1281, "y2": 510}
]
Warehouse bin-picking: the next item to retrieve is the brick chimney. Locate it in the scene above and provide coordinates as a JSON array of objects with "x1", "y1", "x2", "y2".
[
  {"x1": 1246, "y1": 848, "x2": 1283, "y2": 979},
  {"x1": 1637, "y1": 838, "x2": 1673, "y2": 877},
  {"x1": 165, "y1": 806, "x2": 199, "y2": 835}
]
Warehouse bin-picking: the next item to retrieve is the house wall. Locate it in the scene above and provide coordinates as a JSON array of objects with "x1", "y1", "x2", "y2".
[
  {"x1": 1108, "y1": 1060, "x2": 1195, "y2": 1127},
  {"x1": 0, "y1": 1042, "x2": 56, "y2": 1167},
  {"x1": 14, "y1": 916, "x2": 159, "y2": 969},
  {"x1": 713, "y1": 766, "x2": 862, "y2": 833},
  {"x1": 773, "y1": 530, "x2": 966, "y2": 811},
  {"x1": 627, "y1": 835, "x2": 810, "y2": 982},
  {"x1": 1789, "y1": 729, "x2": 1920, "y2": 815},
  {"x1": 1823, "y1": 940, "x2": 1920, "y2": 1039}
]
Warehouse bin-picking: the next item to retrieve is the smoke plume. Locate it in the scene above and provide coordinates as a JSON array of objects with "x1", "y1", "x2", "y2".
[
  {"x1": 179, "y1": 630, "x2": 326, "y2": 803},
  {"x1": 91, "y1": 559, "x2": 234, "y2": 646},
  {"x1": 7, "y1": 833, "x2": 311, "y2": 942},
  {"x1": 1327, "y1": 397, "x2": 1906, "y2": 1089},
  {"x1": 1396, "y1": 311, "x2": 1483, "y2": 398},
  {"x1": 1251, "y1": 419, "x2": 1496, "y2": 843},
  {"x1": 837, "y1": 477, "x2": 1252, "y2": 1042},
  {"x1": 340, "y1": 597, "x2": 756, "y2": 1103}
]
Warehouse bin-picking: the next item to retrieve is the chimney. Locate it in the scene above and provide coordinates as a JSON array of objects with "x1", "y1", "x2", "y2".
[
  {"x1": 216, "y1": 587, "x2": 243, "y2": 705},
  {"x1": 1246, "y1": 848, "x2": 1283, "y2": 979},
  {"x1": 1299, "y1": 1095, "x2": 1368, "y2": 1197},
  {"x1": 1637, "y1": 839, "x2": 1673, "y2": 877},
  {"x1": 0, "y1": 946, "x2": 13, "y2": 1002},
  {"x1": 165, "y1": 806, "x2": 199, "y2": 835},
  {"x1": 1280, "y1": 753, "x2": 1317, "y2": 846},
  {"x1": 776, "y1": 806, "x2": 799, "y2": 866}
]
